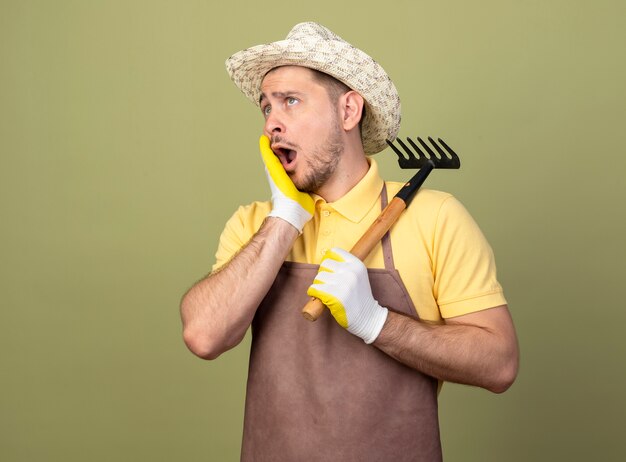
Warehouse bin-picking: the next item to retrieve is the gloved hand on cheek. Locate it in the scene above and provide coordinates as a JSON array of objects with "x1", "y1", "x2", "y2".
[
  {"x1": 259, "y1": 135, "x2": 315, "y2": 233},
  {"x1": 307, "y1": 247, "x2": 389, "y2": 344}
]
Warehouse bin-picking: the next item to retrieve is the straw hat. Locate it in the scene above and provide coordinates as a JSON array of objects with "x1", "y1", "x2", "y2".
[{"x1": 225, "y1": 22, "x2": 401, "y2": 154}]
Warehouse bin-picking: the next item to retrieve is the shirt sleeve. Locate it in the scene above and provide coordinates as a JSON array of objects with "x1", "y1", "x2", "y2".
[
  {"x1": 212, "y1": 202, "x2": 271, "y2": 272},
  {"x1": 432, "y1": 196, "x2": 507, "y2": 318}
]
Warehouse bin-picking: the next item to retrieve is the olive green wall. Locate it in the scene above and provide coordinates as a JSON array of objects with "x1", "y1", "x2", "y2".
[{"x1": 2, "y1": 0, "x2": 625, "y2": 460}]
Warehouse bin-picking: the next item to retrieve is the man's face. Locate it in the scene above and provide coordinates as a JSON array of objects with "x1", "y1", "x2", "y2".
[{"x1": 260, "y1": 66, "x2": 344, "y2": 193}]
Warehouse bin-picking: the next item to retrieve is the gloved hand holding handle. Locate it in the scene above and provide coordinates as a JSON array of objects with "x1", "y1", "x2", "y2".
[
  {"x1": 302, "y1": 160, "x2": 437, "y2": 321},
  {"x1": 307, "y1": 248, "x2": 389, "y2": 344},
  {"x1": 259, "y1": 135, "x2": 315, "y2": 233},
  {"x1": 301, "y1": 193, "x2": 408, "y2": 321}
]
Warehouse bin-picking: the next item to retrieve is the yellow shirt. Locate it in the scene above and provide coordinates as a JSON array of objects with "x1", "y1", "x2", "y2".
[{"x1": 213, "y1": 159, "x2": 506, "y2": 322}]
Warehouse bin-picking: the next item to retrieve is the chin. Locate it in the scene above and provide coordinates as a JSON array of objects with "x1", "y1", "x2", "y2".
[{"x1": 292, "y1": 178, "x2": 311, "y2": 193}]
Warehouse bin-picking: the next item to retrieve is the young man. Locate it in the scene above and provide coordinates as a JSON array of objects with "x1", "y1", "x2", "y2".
[{"x1": 180, "y1": 22, "x2": 519, "y2": 461}]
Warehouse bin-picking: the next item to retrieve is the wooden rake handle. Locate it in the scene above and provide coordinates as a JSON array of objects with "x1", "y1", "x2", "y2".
[{"x1": 301, "y1": 197, "x2": 407, "y2": 321}]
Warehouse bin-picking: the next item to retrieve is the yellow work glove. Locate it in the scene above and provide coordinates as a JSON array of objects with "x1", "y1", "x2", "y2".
[
  {"x1": 307, "y1": 248, "x2": 389, "y2": 344},
  {"x1": 259, "y1": 135, "x2": 315, "y2": 233}
]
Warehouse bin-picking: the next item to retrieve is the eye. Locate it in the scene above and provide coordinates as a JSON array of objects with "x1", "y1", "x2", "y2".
[
  {"x1": 262, "y1": 105, "x2": 271, "y2": 117},
  {"x1": 287, "y1": 97, "x2": 298, "y2": 106}
]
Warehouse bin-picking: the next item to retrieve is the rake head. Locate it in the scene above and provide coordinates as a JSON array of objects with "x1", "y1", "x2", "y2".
[{"x1": 386, "y1": 136, "x2": 460, "y2": 170}]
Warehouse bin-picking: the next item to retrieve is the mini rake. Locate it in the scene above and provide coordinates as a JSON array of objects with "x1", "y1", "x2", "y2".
[
  {"x1": 384, "y1": 136, "x2": 460, "y2": 208},
  {"x1": 302, "y1": 136, "x2": 461, "y2": 321},
  {"x1": 389, "y1": 136, "x2": 460, "y2": 170}
]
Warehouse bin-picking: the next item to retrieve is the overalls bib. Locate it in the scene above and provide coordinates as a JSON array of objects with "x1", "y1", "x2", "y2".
[{"x1": 241, "y1": 185, "x2": 442, "y2": 462}]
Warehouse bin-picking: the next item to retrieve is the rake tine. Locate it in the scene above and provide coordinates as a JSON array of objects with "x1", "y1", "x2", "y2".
[
  {"x1": 386, "y1": 138, "x2": 411, "y2": 162},
  {"x1": 427, "y1": 136, "x2": 450, "y2": 162},
  {"x1": 387, "y1": 138, "x2": 422, "y2": 169},
  {"x1": 397, "y1": 138, "x2": 419, "y2": 162},
  {"x1": 405, "y1": 138, "x2": 427, "y2": 160},
  {"x1": 437, "y1": 138, "x2": 461, "y2": 168},
  {"x1": 416, "y1": 137, "x2": 440, "y2": 162}
]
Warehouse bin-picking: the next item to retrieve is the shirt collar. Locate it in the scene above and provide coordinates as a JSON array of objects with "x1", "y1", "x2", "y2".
[{"x1": 312, "y1": 158, "x2": 384, "y2": 223}]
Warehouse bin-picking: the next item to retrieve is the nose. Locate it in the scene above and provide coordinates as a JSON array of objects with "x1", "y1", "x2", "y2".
[{"x1": 264, "y1": 110, "x2": 285, "y2": 137}]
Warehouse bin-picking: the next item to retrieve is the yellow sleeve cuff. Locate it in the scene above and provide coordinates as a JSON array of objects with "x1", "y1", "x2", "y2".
[{"x1": 438, "y1": 290, "x2": 508, "y2": 319}]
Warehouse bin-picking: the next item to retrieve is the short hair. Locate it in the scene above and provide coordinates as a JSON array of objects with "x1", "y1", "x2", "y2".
[
  {"x1": 309, "y1": 69, "x2": 350, "y2": 101},
  {"x1": 309, "y1": 68, "x2": 366, "y2": 130}
]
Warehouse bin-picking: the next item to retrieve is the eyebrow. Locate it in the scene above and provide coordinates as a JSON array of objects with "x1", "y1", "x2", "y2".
[{"x1": 259, "y1": 91, "x2": 304, "y2": 105}]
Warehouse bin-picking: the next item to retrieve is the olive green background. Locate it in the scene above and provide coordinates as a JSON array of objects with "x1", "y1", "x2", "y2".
[{"x1": 1, "y1": 0, "x2": 625, "y2": 460}]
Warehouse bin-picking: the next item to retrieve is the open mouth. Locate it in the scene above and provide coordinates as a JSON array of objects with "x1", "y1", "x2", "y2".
[{"x1": 272, "y1": 146, "x2": 298, "y2": 170}]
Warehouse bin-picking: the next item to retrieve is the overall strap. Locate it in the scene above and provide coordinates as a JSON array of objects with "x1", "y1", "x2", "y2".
[{"x1": 380, "y1": 183, "x2": 396, "y2": 271}]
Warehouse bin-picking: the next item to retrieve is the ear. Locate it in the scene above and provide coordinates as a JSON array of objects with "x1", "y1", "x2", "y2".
[{"x1": 339, "y1": 91, "x2": 364, "y2": 131}]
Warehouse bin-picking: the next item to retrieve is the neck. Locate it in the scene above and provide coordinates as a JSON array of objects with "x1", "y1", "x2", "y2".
[{"x1": 314, "y1": 143, "x2": 370, "y2": 202}]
